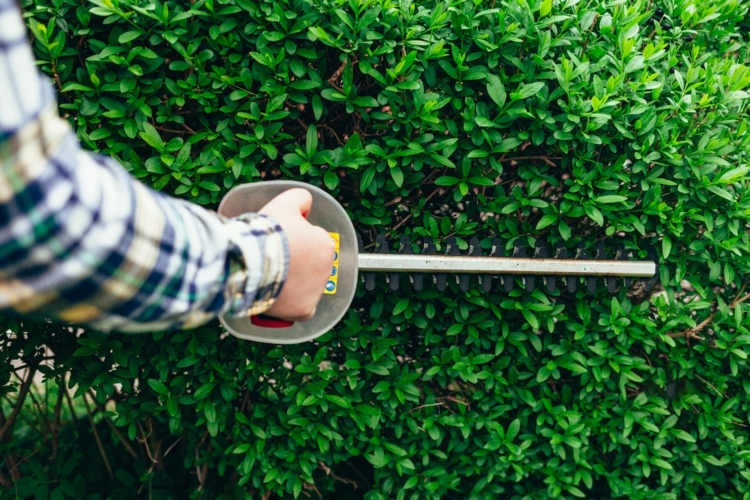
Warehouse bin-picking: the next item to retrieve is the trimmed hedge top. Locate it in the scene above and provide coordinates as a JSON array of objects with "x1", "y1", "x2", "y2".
[{"x1": 4, "y1": 0, "x2": 750, "y2": 497}]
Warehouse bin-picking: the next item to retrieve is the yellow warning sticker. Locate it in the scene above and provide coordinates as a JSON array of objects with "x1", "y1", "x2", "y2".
[{"x1": 324, "y1": 233, "x2": 340, "y2": 294}]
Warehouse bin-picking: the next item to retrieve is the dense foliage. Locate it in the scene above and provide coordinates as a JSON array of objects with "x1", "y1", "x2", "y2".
[{"x1": 2, "y1": 0, "x2": 750, "y2": 497}]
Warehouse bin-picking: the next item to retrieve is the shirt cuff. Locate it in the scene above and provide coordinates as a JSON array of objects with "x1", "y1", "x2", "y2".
[{"x1": 220, "y1": 213, "x2": 290, "y2": 318}]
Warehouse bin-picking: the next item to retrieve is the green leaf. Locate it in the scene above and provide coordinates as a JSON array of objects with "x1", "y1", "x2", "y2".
[
  {"x1": 167, "y1": 396, "x2": 178, "y2": 416},
  {"x1": 594, "y1": 195, "x2": 627, "y2": 203},
  {"x1": 662, "y1": 234, "x2": 672, "y2": 260},
  {"x1": 324, "y1": 395, "x2": 351, "y2": 408},
  {"x1": 390, "y1": 167, "x2": 404, "y2": 187},
  {"x1": 393, "y1": 298, "x2": 409, "y2": 315},
  {"x1": 306, "y1": 124, "x2": 318, "y2": 156},
  {"x1": 650, "y1": 457, "x2": 673, "y2": 470},
  {"x1": 473, "y1": 353, "x2": 495, "y2": 364},
  {"x1": 198, "y1": 181, "x2": 221, "y2": 191},
  {"x1": 324, "y1": 170, "x2": 339, "y2": 190},
  {"x1": 468, "y1": 176, "x2": 494, "y2": 186},
  {"x1": 475, "y1": 116, "x2": 495, "y2": 128},
  {"x1": 446, "y1": 323, "x2": 463, "y2": 335},
  {"x1": 505, "y1": 419, "x2": 520, "y2": 442},
  {"x1": 312, "y1": 94, "x2": 323, "y2": 120},
  {"x1": 60, "y1": 82, "x2": 94, "y2": 92},
  {"x1": 364, "y1": 364, "x2": 390, "y2": 376},
  {"x1": 707, "y1": 185, "x2": 735, "y2": 201},
  {"x1": 540, "y1": 0, "x2": 552, "y2": 16},
  {"x1": 354, "y1": 96, "x2": 379, "y2": 107},
  {"x1": 625, "y1": 56, "x2": 645, "y2": 74},
  {"x1": 434, "y1": 176, "x2": 460, "y2": 186},
  {"x1": 672, "y1": 430, "x2": 696, "y2": 442},
  {"x1": 360, "y1": 166, "x2": 376, "y2": 192},
  {"x1": 148, "y1": 379, "x2": 169, "y2": 395},
  {"x1": 89, "y1": 128, "x2": 111, "y2": 141},
  {"x1": 522, "y1": 309, "x2": 539, "y2": 330},
  {"x1": 536, "y1": 214, "x2": 558, "y2": 230},
  {"x1": 558, "y1": 220, "x2": 571, "y2": 240},
  {"x1": 515, "y1": 82, "x2": 544, "y2": 100},
  {"x1": 14, "y1": 477, "x2": 37, "y2": 497},
  {"x1": 486, "y1": 74, "x2": 506, "y2": 108},
  {"x1": 176, "y1": 143, "x2": 191, "y2": 164},
  {"x1": 193, "y1": 383, "x2": 215, "y2": 400},
  {"x1": 140, "y1": 123, "x2": 164, "y2": 149},
  {"x1": 584, "y1": 204, "x2": 604, "y2": 226},
  {"x1": 289, "y1": 80, "x2": 321, "y2": 90},
  {"x1": 118, "y1": 30, "x2": 142, "y2": 43}
]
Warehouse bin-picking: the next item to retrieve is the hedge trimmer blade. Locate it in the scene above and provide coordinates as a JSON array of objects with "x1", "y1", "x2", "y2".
[{"x1": 358, "y1": 234, "x2": 659, "y2": 294}]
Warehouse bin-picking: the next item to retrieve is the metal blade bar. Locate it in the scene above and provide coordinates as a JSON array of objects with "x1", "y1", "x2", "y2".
[{"x1": 357, "y1": 254, "x2": 655, "y2": 277}]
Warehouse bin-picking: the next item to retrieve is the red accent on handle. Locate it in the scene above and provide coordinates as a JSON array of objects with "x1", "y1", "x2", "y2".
[{"x1": 251, "y1": 314, "x2": 295, "y2": 328}]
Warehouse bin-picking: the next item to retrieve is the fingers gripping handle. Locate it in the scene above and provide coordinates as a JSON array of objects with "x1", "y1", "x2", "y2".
[{"x1": 249, "y1": 206, "x2": 311, "y2": 328}]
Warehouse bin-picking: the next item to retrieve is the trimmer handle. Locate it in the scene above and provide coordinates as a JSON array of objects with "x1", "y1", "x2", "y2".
[{"x1": 218, "y1": 181, "x2": 358, "y2": 345}]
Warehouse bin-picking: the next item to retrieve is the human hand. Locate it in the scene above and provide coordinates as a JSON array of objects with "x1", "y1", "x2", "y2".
[{"x1": 259, "y1": 188, "x2": 335, "y2": 321}]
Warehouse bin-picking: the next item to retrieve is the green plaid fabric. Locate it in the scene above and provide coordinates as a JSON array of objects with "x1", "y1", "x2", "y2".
[{"x1": 0, "y1": 0, "x2": 289, "y2": 332}]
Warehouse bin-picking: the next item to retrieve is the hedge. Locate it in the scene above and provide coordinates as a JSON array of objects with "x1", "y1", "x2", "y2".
[{"x1": 2, "y1": 0, "x2": 750, "y2": 498}]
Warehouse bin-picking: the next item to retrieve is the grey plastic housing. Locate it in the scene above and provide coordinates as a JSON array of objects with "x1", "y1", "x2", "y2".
[{"x1": 217, "y1": 181, "x2": 358, "y2": 344}]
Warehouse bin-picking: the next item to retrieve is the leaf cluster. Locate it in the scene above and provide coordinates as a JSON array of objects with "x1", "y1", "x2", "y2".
[{"x1": 3, "y1": 0, "x2": 750, "y2": 497}]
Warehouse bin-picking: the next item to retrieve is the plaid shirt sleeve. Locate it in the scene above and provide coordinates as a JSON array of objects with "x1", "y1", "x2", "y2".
[{"x1": 0, "y1": 0, "x2": 289, "y2": 332}]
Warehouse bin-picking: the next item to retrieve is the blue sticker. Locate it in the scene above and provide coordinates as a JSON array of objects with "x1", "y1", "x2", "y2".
[
  {"x1": 331, "y1": 266, "x2": 337, "y2": 276},
  {"x1": 325, "y1": 281, "x2": 336, "y2": 292},
  {"x1": 334, "y1": 251, "x2": 339, "y2": 261}
]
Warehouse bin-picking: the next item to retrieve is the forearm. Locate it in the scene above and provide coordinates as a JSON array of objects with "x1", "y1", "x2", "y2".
[{"x1": 0, "y1": 0, "x2": 288, "y2": 331}]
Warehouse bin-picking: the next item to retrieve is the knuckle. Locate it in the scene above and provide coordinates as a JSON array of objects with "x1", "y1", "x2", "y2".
[
  {"x1": 303, "y1": 306, "x2": 317, "y2": 321},
  {"x1": 291, "y1": 188, "x2": 312, "y2": 202}
]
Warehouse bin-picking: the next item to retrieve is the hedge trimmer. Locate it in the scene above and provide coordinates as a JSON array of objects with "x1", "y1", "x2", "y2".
[{"x1": 218, "y1": 181, "x2": 659, "y2": 344}]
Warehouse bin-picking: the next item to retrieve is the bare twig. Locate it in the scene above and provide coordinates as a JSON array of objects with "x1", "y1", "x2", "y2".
[
  {"x1": 0, "y1": 364, "x2": 38, "y2": 442},
  {"x1": 318, "y1": 461, "x2": 358, "y2": 489},
  {"x1": 667, "y1": 282, "x2": 750, "y2": 339},
  {"x1": 494, "y1": 155, "x2": 562, "y2": 164},
  {"x1": 195, "y1": 431, "x2": 209, "y2": 491},
  {"x1": 198, "y1": 442, "x2": 212, "y2": 491},
  {"x1": 318, "y1": 124, "x2": 344, "y2": 147},
  {"x1": 7, "y1": 437, "x2": 48, "y2": 478},
  {"x1": 181, "y1": 122, "x2": 197, "y2": 135},
  {"x1": 3, "y1": 396, "x2": 43, "y2": 435},
  {"x1": 303, "y1": 481, "x2": 323, "y2": 499},
  {"x1": 343, "y1": 460, "x2": 372, "y2": 490},
  {"x1": 385, "y1": 196, "x2": 402, "y2": 207},
  {"x1": 90, "y1": 395, "x2": 138, "y2": 459},
  {"x1": 25, "y1": 387, "x2": 54, "y2": 439},
  {"x1": 362, "y1": 187, "x2": 443, "y2": 249},
  {"x1": 152, "y1": 124, "x2": 187, "y2": 135},
  {"x1": 406, "y1": 402, "x2": 445, "y2": 414},
  {"x1": 580, "y1": 14, "x2": 600, "y2": 59},
  {"x1": 136, "y1": 421, "x2": 158, "y2": 463},
  {"x1": 83, "y1": 395, "x2": 114, "y2": 479},
  {"x1": 240, "y1": 389, "x2": 250, "y2": 415},
  {"x1": 163, "y1": 436, "x2": 184, "y2": 457},
  {"x1": 63, "y1": 386, "x2": 77, "y2": 426},
  {"x1": 389, "y1": 187, "x2": 441, "y2": 233},
  {"x1": 328, "y1": 59, "x2": 348, "y2": 92},
  {"x1": 696, "y1": 374, "x2": 725, "y2": 398},
  {"x1": 52, "y1": 388, "x2": 63, "y2": 459},
  {"x1": 0, "y1": 469, "x2": 11, "y2": 489}
]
